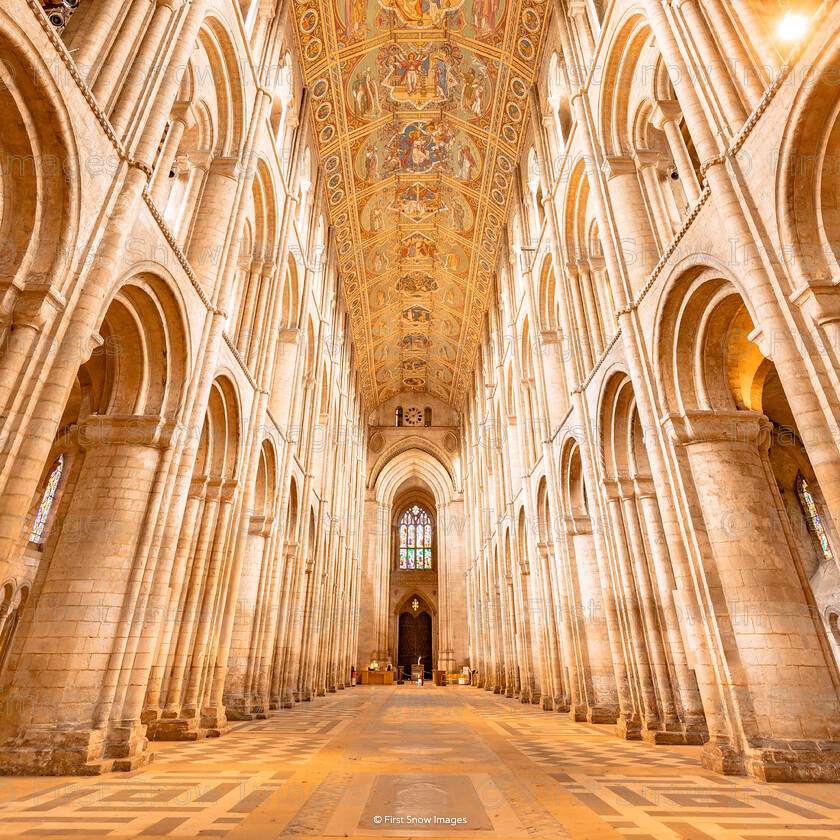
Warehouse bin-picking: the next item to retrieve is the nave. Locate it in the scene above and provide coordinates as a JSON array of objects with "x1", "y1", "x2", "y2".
[{"x1": 1, "y1": 685, "x2": 839, "y2": 840}]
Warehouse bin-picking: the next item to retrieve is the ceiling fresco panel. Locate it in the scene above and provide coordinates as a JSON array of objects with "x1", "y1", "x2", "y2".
[{"x1": 291, "y1": 0, "x2": 550, "y2": 406}]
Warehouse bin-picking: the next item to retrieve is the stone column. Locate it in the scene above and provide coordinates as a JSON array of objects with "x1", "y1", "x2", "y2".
[
  {"x1": 236, "y1": 259, "x2": 265, "y2": 356},
  {"x1": 157, "y1": 479, "x2": 222, "y2": 731},
  {"x1": 563, "y1": 262, "x2": 594, "y2": 373},
  {"x1": 142, "y1": 474, "x2": 206, "y2": 719},
  {"x1": 148, "y1": 103, "x2": 190, "y2": 207},
  {"x1": 171, "y1": 152, "x2": 211, "y2": 245},
  {"x1": 566, "y1": 515, "x2": 620, "y2": 722},
  {"x1": 224, "y1": 513, "x2": 270, "y2": 711},
  {"x1": 64, "y1": 0, "x2": 129, "y2": 73},
  {"x1": 634, "y1": 478, "x2": 706, "y2": 739},
  {"x1": 186, "y1": 157, "x2": 241, "y2": 291},
  {"x1": 588, "y1": 257, "x2": 617, "y2": 338},
  {"x1": 600, "y1": 156, "x2": 661, "y2": 295},
  {"x1": 245, "y1": 261, "x2": 276, "y2": 368},
  {"x1": 270, "y1": 541, "x2": 299, "y2": 708},
  {"x1": 673, "y1": 0, "x2": 748, "y2": 133},
  {"x1": 619, "y1": 481, "x2": 682, "y2": 738},
  {"x1": 91, "y1": 0, "x2": 155, "y2": 106},
  {"x1": 536, "y1": 542, "x2": 563, "y2": 710},
  {"x1": 549, "y1": 526, "x2": 579, "y2": 714},
  {"x1": 0, "y1": 290, "x2": 64, "y2": 436},
  {"x1": 634, "y1": 150, "x2": 674, "y2": 247},
  {"x1": 109, "y1": 0, "x2": 184, "y2": 138},
  {"x1": 651, "y1": 101, "x2": 702, "y2": 204},
  {"x1": 704, "y1": 0, "x2": 766, "y2": 109},
  {"x1": 669, "y1": 409, "x2": 840, "y2": 781},
  {"x1": 0, "y1": 415, "x2": 170, "y2": 774},
  {"x1": 187, "y1": 480, "x2": 237, "y2": 731},
  {"x1": 603, "y1": 480, "x2": 663, "y2": 737},
  {"x1": 577, "y1": 260, "x2": 604, "y2": 357},
  {"x1": 730, "y1": 0, "x2": 781, "y2": 75}
]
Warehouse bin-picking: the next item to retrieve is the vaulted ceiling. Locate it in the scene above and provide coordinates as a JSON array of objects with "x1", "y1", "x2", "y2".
[{"x1": 290, "y1": 0, "x2": 551, "y2": 406}]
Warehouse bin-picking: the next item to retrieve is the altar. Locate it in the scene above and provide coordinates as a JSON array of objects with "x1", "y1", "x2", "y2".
[{"x1": 360, "y1": 670, "x2": 394, "y2": 685}]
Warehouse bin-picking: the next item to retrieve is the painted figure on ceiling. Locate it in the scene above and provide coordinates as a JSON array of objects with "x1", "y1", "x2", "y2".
[
  {"x1": 394, "y1": 185, "x2": 437, "y2": 219},
  {"x1": 397, "y1": 52, "x2": 424, "y2": 95},
  {"x1": 461, "y1": 67, "x2": 485, "y2": 116},
  {"x1": 458, "y1": 144, "x2": 478, "y2": 181},
  {"x1": 379, "y1": 0, "x2": 465, "y2": 26},
  {"x1": 386, "y1": 121, "x2": 454, "y2": 174},
  {"x1": 403, "y1": 305, "x2": 432, "y2": 325},
  {"x1": 379, "y1": 43, "x2": 460, "y2": 111},
  {"x1": 452, "y1": 199, "x2": 466, "y2": 231},
  {"x1": 403, "y1": 129, "x2": 430, "y2": 169},
  {"x1": 472, "y1": 0, "x2": 500, "y2": 35},
  {"x1": 365, "y1": 145, "x2": 379, "y2": 180},
  {"x1": 343, "y1": 0, "x2": 369, "y2": 41},
  {"x1": 432, "y1": 54, "x2": 448, "y2": 98},
  {"x1": 352, "y1": 67, "x2": 381, "y2": 116}
]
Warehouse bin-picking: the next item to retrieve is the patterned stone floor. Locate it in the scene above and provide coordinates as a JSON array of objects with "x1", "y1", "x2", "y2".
[{"x1": 1, "y1": 686, "x2": 840, "y2": 838}]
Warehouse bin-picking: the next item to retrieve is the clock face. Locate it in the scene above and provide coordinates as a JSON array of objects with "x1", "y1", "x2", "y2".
[{"x1": 404, "y1": 407, "x2": 423, "y2": 426}]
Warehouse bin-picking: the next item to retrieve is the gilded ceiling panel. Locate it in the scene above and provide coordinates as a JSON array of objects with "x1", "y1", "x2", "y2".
[{"x1": 291, "y1": 0, "x2": 549, "y2": 406}]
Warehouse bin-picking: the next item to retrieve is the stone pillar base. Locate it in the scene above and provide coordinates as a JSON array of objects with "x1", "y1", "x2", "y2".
[
  {"x1": 743, "y1": 741, "x2": 840, "y2": 782},
  {"x1": 585, "y1": 705, "x2": 619, "y2": 725},
  {"x1": 201, "y1": 705, "x2": 229, "y2": 738},
  {"x1": 641, "y1": 727, "x2": 688, "y2": 745},
  {"x1": 0, "y1": 725, "x2": 152, "y2": 776},
  {"x1": 146, "y1": 711, "x2": 207, "y2": 742},
  {"x1": 615, "y1": 715, "x2": 642, "y2": 741},
  {"x1": 701, "y1": 739, "x2": 746, "y2": 776}
]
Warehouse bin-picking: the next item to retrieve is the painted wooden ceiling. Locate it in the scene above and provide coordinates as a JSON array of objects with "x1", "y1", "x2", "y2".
[{"x1": 290, "y1": 0, "x2": 550, "y2": 406}]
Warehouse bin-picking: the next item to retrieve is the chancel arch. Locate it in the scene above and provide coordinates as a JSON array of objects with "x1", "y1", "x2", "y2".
[{"x1": 359, "y1": 444, "x2": 465, "y2": 676}]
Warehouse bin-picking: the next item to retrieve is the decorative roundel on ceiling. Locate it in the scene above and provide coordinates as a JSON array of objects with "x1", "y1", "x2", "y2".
[{"x1": 404, "y1": 407, "x2": 424, "y2": 426}]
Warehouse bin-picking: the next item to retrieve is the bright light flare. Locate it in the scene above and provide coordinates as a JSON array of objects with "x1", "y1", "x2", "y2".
[{"x1": 778, "y1": 11, "x2": 808, "y2": 41}]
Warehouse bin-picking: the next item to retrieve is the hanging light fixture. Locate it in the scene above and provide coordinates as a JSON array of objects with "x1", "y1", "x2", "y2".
[{"x1": 778, "y1": 0, "x2": 808, "y2": 40}]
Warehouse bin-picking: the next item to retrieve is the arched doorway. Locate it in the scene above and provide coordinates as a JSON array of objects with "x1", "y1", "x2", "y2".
[{"x1": 398, "y1": 595, "x2": 433, "y2": 679}]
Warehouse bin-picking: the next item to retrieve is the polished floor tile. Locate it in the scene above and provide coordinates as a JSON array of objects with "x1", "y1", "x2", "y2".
[{"x1": 1, "y1": 686, "x2": 839, "y2": 839}]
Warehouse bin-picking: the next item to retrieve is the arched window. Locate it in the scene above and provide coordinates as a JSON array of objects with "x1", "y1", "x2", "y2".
[
  {"x1": 796, "y1": 473, "x2": 833, "y2": 562},
  {"x1": 30, "y1": 455, "x2": 63, "y2": 544},
  {"x1": 399, "y1": 505, "x2": 432, "y2": 570}
]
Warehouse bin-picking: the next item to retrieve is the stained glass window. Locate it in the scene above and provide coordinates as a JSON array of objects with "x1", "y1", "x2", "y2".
[
  {"x1": 796, "y1": 473, "x2": 833, "y2": 562},
  {"x1": 30, "y1": 455, "x2": 63, "y2": 544},
  {"x1": 398, "y1": 504, "x2": 432, "y2": 569}
]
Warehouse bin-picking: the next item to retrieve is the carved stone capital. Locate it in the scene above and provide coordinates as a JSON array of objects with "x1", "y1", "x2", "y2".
[{"x1": 663, "y1": 410, "x2": 771, "y2": 450}]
